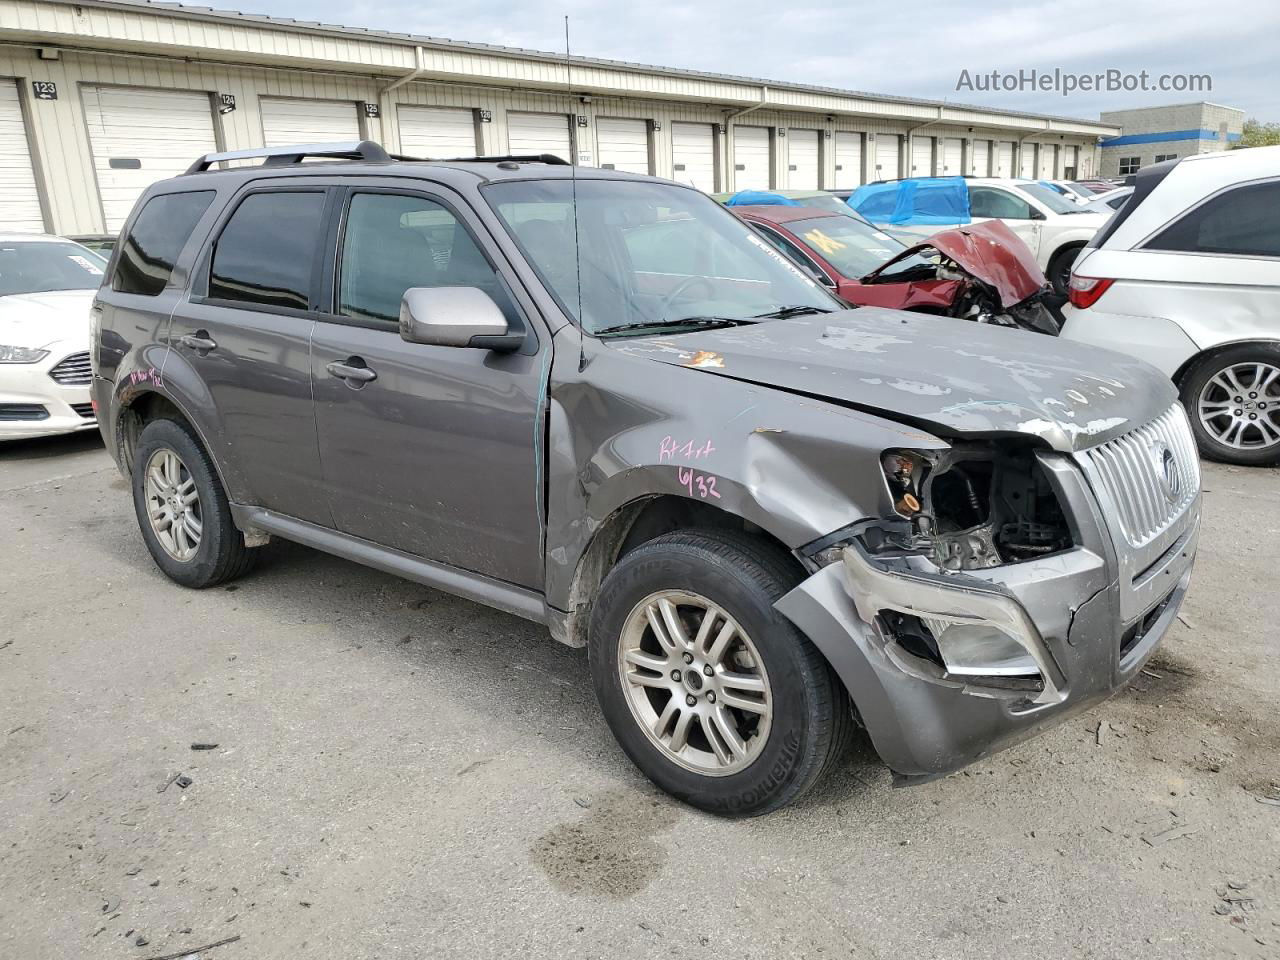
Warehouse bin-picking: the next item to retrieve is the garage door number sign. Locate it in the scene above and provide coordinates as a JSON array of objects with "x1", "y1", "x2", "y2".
[{"x1": 32, "y1": 80, "x2": 57, "y2": 100}]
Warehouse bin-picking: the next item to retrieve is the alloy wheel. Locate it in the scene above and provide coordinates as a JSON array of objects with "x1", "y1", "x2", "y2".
[
  {"x1": 617, "y1": 590, "x2": 772, "y2": 776},
  {"x1": 144, "y1": 448, "x2": 203, "y2": 562},
  {"x1": 1197, "y1": 361, "x2": 1280, "y2": 451}
]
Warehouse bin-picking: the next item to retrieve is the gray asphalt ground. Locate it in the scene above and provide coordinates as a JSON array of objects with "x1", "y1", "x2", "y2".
[{"x1": 1, "y1": 432, "x2": 1278, "y2": 960}]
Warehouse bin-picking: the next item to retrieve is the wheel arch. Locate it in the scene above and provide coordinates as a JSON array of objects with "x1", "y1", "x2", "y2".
[
  {"x1": 548, "y1": 494, "x2": 803, "y2": 649},
  {"x1": 1171, "y1": 337, "x2": 1280, "y2": 387}
]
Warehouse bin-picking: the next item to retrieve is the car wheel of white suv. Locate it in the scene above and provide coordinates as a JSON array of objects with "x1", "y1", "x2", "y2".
[{"x1": 1180, "y1": 344, "x2": 1280, "y2": 466}]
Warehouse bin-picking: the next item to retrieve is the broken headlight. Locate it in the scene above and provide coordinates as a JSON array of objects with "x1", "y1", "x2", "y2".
[{"x1": 877, "y1": 443, "x2": 1073, "y2": 572}]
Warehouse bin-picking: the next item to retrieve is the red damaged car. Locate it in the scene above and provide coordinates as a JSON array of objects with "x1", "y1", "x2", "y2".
[{"x1": 734, "y1": 205, "x2": 1065, "y2": 335}]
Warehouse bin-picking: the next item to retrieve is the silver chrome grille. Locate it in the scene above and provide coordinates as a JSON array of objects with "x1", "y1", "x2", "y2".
[
  {"x1": 49, "y1": 351, "x2": 92, "y2": 386},
  {"x1": 1078, "y1": 404, "x2": 1200, "y2": 549}
]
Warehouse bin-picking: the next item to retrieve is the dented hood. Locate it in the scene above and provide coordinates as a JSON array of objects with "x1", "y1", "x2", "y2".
[
  {"x1": 864, "y1": 220, "x2": 1047, "y2": 308},
  {"x1": 613, "y1": 309, "x2": 1174, "y2": 452}
]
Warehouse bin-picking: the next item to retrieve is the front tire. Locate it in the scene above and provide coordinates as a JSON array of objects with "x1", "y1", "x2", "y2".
[
  {"x1": 588, "y1": 529, "x2": 851, "y2": 816},
  {"x1": 131, "y1": 418, "x2": 258, "y2": 587},
  {"x1": 1180, "y1": 344, "x2": 1280, "y2": 466}
]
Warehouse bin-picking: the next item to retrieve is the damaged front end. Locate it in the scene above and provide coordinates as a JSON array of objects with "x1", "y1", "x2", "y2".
[
  {"x1": 831, "y1": 442, "x2": 1080, "y2": 704},
  {"x1": 775, "y1": 426, "x2": 1200, "y2": 780},
  {"x1": 861, "y1": 220, "x2": 1066, "y2": 335}
]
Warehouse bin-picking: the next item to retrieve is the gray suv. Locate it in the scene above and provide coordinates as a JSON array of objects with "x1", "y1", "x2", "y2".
[{"x1": 91, "y1": 141, "x2": 1202, "y2": 816}]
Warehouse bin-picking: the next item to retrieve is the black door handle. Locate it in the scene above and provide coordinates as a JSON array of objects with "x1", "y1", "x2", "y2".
[
  {"x1": 326, "y1": 359, "x2": 377, "y2": 384},
  {"x1": 179, "y1": 332, "x2": 217, "y2": 352}
]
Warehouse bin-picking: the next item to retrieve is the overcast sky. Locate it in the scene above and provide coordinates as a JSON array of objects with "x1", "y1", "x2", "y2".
[{"x1": 243, "y1": 0, "x2": 1275, "y2": 121}]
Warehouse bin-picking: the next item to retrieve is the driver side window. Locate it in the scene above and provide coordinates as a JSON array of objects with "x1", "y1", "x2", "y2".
[
  {"x1": 969, "y1": 187, "x2": 1033, "y2": 220},
  {"x1": 338, "y1": 192, "x2": 519, "y2": 325}
]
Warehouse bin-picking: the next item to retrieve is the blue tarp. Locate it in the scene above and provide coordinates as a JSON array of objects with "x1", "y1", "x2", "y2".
[
  {"x1": 847, "y1": 177, "x2": 970, "y2": 225},
  {"x1": 724, "y1": 190, "x2": 800, "y2": 207}
]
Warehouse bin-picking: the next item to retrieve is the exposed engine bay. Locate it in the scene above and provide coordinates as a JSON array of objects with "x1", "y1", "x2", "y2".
[
  {"x1": 858, "y1": 220, "x2": 1066, "y2": 336},
  {"x1": 869, "y1": 444, "x2": 1074, "y2": 572}
]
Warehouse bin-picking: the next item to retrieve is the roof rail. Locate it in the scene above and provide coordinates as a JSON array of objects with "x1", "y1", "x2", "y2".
[
  {"x1": 184, "y1": 140, "x2": 391, "y2": 174},
  {"x1": 436, "y1": 153, "x2": 571, "y2": 166}
]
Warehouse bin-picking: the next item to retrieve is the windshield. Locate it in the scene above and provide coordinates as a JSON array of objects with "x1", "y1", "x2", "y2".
[
  {"x1": 1013, "y1": 182, "x2": 1084, "y2": 215},
  {"x1": 794, "y1": 194, "x2": 864, "y2": 218},
  {"x1": 0, "y1": 241, "x2": 106, "y2": 297},
  {"x1": 484, "y1": 179, "x2": 838, "y2": 335},
  {"x1": 785, "y1": 216, "x2": 928, "y2": 277}
]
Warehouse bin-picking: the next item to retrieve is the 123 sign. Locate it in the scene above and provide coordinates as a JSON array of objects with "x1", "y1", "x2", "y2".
[{"x1": 32, "y1": 81, "x2": 57, "y2": 101}]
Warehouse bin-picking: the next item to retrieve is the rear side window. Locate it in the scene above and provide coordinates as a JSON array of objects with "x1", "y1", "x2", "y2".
[
  {"x1": 113, "y1": 191, "x2": 215, "y2": 296},
  {"x1": 969, "y1": 187, "x2": 1033, "y2": 219},
  {"x1": 209, "y1": 191, "x2": 327, "y2": 310},
  {"x1": 1145, "y1": 180, "x2": 1280, "y2": 257}
]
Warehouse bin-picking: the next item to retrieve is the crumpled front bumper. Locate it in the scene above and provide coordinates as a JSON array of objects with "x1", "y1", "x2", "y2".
[{"x1": 775, "y1": 452, "x2": 1200, "y2": 780}]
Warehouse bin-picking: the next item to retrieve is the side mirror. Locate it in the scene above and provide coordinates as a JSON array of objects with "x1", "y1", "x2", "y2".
[{"x1": 398, "y1": 286, "x2": 523, "y2": 352}]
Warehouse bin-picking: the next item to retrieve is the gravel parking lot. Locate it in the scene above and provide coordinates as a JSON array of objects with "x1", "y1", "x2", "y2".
[{"x1": 2, "y1": 433, "x2": 1278, "y2": 960}]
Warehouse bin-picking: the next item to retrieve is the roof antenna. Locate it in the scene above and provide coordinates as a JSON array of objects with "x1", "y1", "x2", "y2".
[{"x1": 565, "y1": 15, "x2": 587, "y2": 372}]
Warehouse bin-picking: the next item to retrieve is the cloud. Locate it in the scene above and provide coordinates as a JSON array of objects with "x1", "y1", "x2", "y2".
[{"x1": 239, "y1": 0, "x2": 1277, "y2": 120}]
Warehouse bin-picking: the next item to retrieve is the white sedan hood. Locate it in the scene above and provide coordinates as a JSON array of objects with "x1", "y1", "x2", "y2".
[{"x1": 0, "y1": 289, "x2": 96, "y2": 351}]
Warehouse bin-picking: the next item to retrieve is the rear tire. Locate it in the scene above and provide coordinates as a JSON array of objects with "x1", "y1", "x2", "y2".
[
  {"x1": 588, "y1": 529, "x2": 851, "y2": 817},
  {"x1": 1180, "y1": 344, "x2": 1280, "y2": 466},
  {"x1": 1047, "y1": 244, "x2": 1083, "y2": 296},
  {"x1": 131, "y1": 418, "x2": 258, "y2": 587}
]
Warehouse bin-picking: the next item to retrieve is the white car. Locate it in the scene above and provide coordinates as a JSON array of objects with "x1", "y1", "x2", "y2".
[
  {"x1": 1081, "y1": 186, "x2": 1133, "y2": 216},
  {"x1": 870, "y1": 178, "x2": 1110, "y2": 293},
  {"x1": 1063, "y1": 146, "x2": 1280, "y2": 466},
  {"x1": 0, "y1": 235, "x2": 106, "y2": 441}
]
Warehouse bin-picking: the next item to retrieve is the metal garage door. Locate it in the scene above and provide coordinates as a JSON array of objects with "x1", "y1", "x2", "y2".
[
  {"x1": 1019, "y1": 145, "x2": 1036, "y2": 179},
  {"x1": 1039, "y1": 143, "x2": 1056, "y2": 179},
  {"x1": 671, "y1": 121, "x2": 715, "y2": 191},
  {"x1": 732, "y1": 125, "x2": 770, "y2": 190},
  {"x1": 941, "y1": 138, "x2": 963, "y2": 175},
  {"x1": 398, "y1": 106, "x2": 476, "y2": 158},
  {"x1": 971, "y1": 140, "x2": 990, "y2": 177},
  {"x1": 0, "y1": 80, "x2": 42, "y2": 232},
  {"x1": 82, "y1": 86, "x2": 217, "y2": 232},
  {"x1": 507, "y1": 112, "x2": 571, "y2": 163},
  {"x1": 596, "y1": 118, "x2": 649, "y2": 174},
  {"x1": 910, "y1": 136, "x2": 933, "y2": 176},
  {"x1": 261, "y1": 98, "x2": 360, "y2": 147},
  {"x1": 874, "y1": 135, "x2": 900, "y2": 180},
  {"x1": 787, "y1": 129, "x2": 819, "y2": 190},
  {"x1": 833, "y1": 132, "x2": 862, "y2": 188},
  {"x1": 996, "y1": 141, "x2": 1014, "y2": 178}
]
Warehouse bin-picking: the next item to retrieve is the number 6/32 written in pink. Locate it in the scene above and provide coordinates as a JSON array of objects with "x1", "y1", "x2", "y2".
[{"x1": 678, "y1": 466, "x2": 720, "y2": 499}]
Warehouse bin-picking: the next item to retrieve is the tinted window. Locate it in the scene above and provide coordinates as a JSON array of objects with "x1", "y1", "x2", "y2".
[
  {"x1": 0, "y1": 241, "x2": 106, "y2": 297},
  {"x1": 209, "y1": 192, "x2": 326, "y2": 310},
  {"x1": 113, "y1": 191, "x2": 214, "y2": 296},
  {"x1": 969, "y1": 187, "x2": 1033, "y2": 219},
  {"x1": 1145, "y1": 181, "x2": 1280, "y2": 257},
  {"x1": 338, "y1": 193, "x2": 517, "y2": 324}
]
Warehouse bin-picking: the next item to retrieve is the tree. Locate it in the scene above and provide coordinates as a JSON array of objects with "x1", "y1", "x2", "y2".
[{"x1": 1232, "y1": 118, "x2": 1280, "y2": 149}]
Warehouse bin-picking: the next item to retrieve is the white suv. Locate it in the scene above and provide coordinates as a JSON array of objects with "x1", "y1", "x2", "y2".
[
  {"x1": 872, "y1": 178, "x2": 1109, "y2": 292},
  {"x1": 1063, "y1": 146, "x2": 1280, "y2": 466}
]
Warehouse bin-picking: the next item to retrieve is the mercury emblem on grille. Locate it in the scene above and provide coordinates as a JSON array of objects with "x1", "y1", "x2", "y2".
[{"x1": 1154, "y1": 443, "x2": 1181, "y2": 503}]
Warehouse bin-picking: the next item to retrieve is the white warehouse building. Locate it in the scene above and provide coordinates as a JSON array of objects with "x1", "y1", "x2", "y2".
[{"x1": 0, "y1": 0, "x2": 1118, "y2": 236}]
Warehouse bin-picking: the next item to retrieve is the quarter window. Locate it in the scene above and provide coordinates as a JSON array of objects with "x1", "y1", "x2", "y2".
[
  {"x1": 337, "y1": 192, "x2": 518, "y2": 324},
  {"x1": 1118, "y1": 157, "x2": 1141, "y2": 176},
  {"x1": 208, "y1": 191, "x2": 327, "y2": 310},
  {"x1": 1145, "y1": 180, "x2": 1280, "y2": 258},
  {"x1": 113, "y1": 191, "x2": 215, "y2": 296}
]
